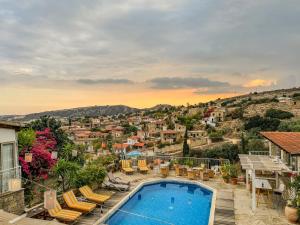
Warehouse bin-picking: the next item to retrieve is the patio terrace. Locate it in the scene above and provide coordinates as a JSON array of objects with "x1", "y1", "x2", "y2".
[{"x1": 2, "y1": 158, "x2": 294, "y2": 225}]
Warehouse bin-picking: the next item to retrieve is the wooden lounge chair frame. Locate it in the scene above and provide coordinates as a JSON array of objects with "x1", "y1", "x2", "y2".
[
  {"x1": 108, "y1": 172, "x2": 130, "y2": 185},
  {"x1": 103, "y1": 180, "x2": 130, "y2": 192}
]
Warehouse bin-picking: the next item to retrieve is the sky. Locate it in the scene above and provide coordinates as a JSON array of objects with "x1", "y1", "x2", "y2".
[{"x1": 0, "y1": 0, "x2": 300, "y2": 114}]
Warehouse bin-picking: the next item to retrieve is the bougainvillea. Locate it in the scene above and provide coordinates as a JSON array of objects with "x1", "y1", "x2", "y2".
[{"x1": 19, "y1": 128, "x2": 57, "y2": 180}]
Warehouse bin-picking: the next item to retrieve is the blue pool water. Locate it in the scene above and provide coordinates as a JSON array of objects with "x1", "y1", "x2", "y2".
[{"x1": 105, "y1": 181, "x2": 213, "y2": 225}]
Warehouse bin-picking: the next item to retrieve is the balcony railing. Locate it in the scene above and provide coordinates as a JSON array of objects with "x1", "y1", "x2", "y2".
[
  {"x1": 0, "y1": 166, "x2": 21, "y2": 194},
  {"x1": 129, "y1": 155, "x2": 230, "y2": 169},
  {"x1": 249, "y1": 151, "x2": 269, "y2": 156}
]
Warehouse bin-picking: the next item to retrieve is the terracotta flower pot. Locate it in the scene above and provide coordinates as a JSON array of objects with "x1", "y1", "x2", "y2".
[
  {"x1": 285, "y1": 206, "x2": 299, "y2": 224},
  {"x1": 223, "y1": 177, "x2": 230, "y2": 183},
  {"x1": 231, "y1": 178, "x2": 238, "y2": 185}
]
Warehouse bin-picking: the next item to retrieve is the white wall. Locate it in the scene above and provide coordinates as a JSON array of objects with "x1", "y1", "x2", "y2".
[{"x1": 0, "y1": 128, "x2": 17, "y2": 143}]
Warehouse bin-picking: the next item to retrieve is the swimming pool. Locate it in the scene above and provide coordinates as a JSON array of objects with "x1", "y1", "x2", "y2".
[{"x1": 102, "y1": 180, "x2": 215, "y2": 225}]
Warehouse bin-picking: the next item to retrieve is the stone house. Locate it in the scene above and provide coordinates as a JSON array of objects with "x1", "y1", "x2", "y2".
[
  {"x1": 261, "y1": 132, "x2": 300, "y2": 172},
  {"x1": 188, "y1": 130, "x2": 207, "y2": 139},
  {"x1": 160, "y1": 130, "x2": 184, "y2": 144},
  {"x1": 0, "y1": 121, "x2": 24, "y2": 214}
]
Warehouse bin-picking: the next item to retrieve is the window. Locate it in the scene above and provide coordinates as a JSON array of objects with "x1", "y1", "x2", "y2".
[
  {"x1": 1, "y1": 143, "x2": 15, "y2": 171},
  {"x1": 1, "y1": 142, "x2": 16, "y2": 193}
]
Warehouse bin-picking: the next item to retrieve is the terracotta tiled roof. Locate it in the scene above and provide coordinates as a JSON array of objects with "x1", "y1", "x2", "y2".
[
  {"x1": 260, "y1": 132, "x2": 300, "y2": 154},
  {"x1": 113, "y1": 143, "x2": 129, "y2": 149},
  {"x1": 162, "y1": 130, "x2": 177, "y2": 134},
  {"x1": 134, "y1": 142, "x2": 145, "y2": 147}
]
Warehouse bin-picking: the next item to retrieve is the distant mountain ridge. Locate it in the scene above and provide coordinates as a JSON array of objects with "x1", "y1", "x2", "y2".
[{"x1": 0, "y1": 104, "x2": 173, "y2": 121}]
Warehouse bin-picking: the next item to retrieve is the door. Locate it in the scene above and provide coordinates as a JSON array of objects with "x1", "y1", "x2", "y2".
[{"x1": 1, "y1": 143, "x2": 15, "y2": 193}]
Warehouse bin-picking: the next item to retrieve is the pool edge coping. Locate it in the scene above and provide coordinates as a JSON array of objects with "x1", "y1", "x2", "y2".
[{"x1": 94, "y1": 178, "x2": 217, "y2": 225}]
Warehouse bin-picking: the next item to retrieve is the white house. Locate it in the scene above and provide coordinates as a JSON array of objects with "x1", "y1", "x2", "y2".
[
  {"x1": 0, "y1": 121, "x2": 22, "y2": 192},
  {"x1": 0, "y1": 121, "x2": 24, "y2": 214}
]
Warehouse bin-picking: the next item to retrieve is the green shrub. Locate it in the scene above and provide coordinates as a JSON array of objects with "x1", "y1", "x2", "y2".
[
  {"x1": 244, "y1": 116, "x2": 280, "y2": 131},
  {"x1": 74, "y1": 163, "x2": 106, "y2": 188},
  {"x1": 18, "y1": 128, "x2": 36, "y2": 151},
  {"x1": 209, "y1": 131, "x2": 224, "y2": 142},
  {"x1": 293, "y1": 93, "x2": 300, "y2": 98},
  {"x1": 197, "y1": 144, "x2": 240, "y2": 162},
  {"x1": 278, "y1": 120, "x2": 300, "y2": 132},
  {"x1": 53, "y1": 159, "x2": 81, "y2": 191},
  {"x1": 246, "y1": 97, "x2": 278, "y2": 106},
  {"x1": 265, "y1": 108, "x2": 294, "y2": 119}
]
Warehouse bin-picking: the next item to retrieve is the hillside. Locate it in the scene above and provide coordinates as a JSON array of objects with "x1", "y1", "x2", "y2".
[
  {"x1": 0, "y1": 105, "x2": 139, "y2": 121},
  {"x1": 0, "y1": 104, "x2": 173, "y2": 121}
]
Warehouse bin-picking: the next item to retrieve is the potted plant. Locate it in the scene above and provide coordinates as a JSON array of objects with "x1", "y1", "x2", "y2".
[
  {"x1": 285, "y1": 200, "x2": 299, "y2": 224},
  {"x1": 285, "y1": 175, "x2": 300, "y2": 223},
  {"x1": 221, "y1": 164, "x2": 231, "y2": 183},
  {"x1": 229, "y1": 165, "x2": 238, "y2": 185},
  {"x1": 172, "y1": 159, "x2": 179, "y2": 169},
  {"x1": 222, "y1": 174, "x2": 230, "y2": 183}
]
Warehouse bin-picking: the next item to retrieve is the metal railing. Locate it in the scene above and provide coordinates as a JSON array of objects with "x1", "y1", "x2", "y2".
[
  {"x1": 249, "y1": 151, "x2": 269, "y2": 156},
  {"x1": 128, "y1": 156, "x2": 230, "y2": 169},
  {"x1": 0, "y1": 166, "x2": 21, "y2": 194}
]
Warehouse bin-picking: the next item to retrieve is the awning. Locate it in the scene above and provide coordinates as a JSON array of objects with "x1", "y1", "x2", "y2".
[{"x1": 238, "y1": 154, "x2": 291, "y2": 172}]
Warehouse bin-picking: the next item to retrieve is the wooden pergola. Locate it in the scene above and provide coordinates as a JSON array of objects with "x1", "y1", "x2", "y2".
[{"x1": 239, "y1": 154, "x2": 291, "y2": 211}]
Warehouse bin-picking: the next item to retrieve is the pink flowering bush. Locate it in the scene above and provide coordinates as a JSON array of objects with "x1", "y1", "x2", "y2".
[{"x1": 19, "y1": 128, "x2": 57, "y2": 180}]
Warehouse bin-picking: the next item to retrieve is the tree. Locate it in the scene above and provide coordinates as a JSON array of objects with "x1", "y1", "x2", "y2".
[
  {"x1": 123, "y1": 124, "x2": 138, "y2": 135},
  {"x1": 265, "y1": 108, "x2": 294, "y2": 119},
  {"x1": 183, "y1": 130, "x2": 190, "y2": 157},
  {"x1": 59, "y1": 143, "x2": 85, "y2": 165},
  {"x1": 177, "y1": 116, "x2": 196, "y2": 130},
  {"x1": 73, "y1": 159, "x2": 107, "y2": 188},
  {"x1": 106, "y1": 133, "x2": 113, "y2": 152},
  {"x1": 53, "y1": 159, "x2": 80, "y2": 191},
  {"x1": 230, "y1": 108, "x2": 244, "y2": 119},
  {"x1": 246, "y1": 139, "x2": 268, "y2": 152},
  {"x1": 278, "y1": 120, "x2": 300, "y2": 132},
  {"x1": 18, "y1": 128, "x2": 36, "y2": 152},
  {"x1": 244, "y1": 115, "x2": 280, "y2": 131},
  {"x1": 30, "y1": 116, "x2": 70, "y2": 149},
  {"x1": 196, "y1": 144, "x2": 240, "y2": 163}
]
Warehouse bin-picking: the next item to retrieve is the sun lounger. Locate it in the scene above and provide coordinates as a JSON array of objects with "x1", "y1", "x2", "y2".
[
  {"x1": 138, "y1": 160, "x2": 149, "y2": 173},
  {"x1": 121, "y1": 160, "x2": 134, "y2": 174},
  {"x1": 103, "y1": 180, "x2": 130, "y2": 191},
  {"x1": 79, "y1": 185, "x2": 112, "y2": 204},
  {"x1": 108, "y1": 172, "x2": 130, "y2": 185},
  {"x1": 48, "y1": 200, "x2": 82, "y2": 222},
  {"x1": 63, "y1": 190, "x2": 96, "y2": 213}
]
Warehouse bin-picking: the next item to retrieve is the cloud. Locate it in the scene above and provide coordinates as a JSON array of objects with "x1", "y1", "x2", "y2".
[
  {"x1": 1, "y1": 0, "x2": 300, "y2": 112},
  {"x1": 243, "y1": 79, "x2": 277, "y2": 88},
  {"x1": 149, "y1": 76, "x2": 230, "y2": 89},
  {"x1": 76, "y1": 78, "x2": 134, "y2": 85}
]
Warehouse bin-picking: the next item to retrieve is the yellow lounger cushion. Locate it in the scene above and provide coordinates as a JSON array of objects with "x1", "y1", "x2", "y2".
[
  {"x1": 63, "y1": 191, "x2": 96, "y2": 212},
  {"x1": 139, "y1": 166, "x2": 149, "y2": 171},
  {"x1": 48, "y1": 200, "x2": 82, "y2": 222},
  {"x1": 138, "y1": 160, "x2": 149, "y2": 172},
  {"x1": 123, "y1": 167, "x2": 134, "y2": 172},
  {"x1": 79, "y1": 186, "x2": 111, "y2": 204}
]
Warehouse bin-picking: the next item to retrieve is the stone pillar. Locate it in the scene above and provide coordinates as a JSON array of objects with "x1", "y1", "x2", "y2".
[
  {"x1": 0, "y1": 189, "x2": 25, "y2": 215},
  {"x1": 252, "y1": 169, "x2": 256, "y2": 211}
]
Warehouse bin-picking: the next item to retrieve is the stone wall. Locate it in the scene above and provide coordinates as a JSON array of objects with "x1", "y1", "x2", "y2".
[{"x1": 0, "y1": 189, "x2": 25, "y2": 215}]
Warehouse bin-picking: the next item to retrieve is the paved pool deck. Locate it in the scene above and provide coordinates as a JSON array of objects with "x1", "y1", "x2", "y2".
[{"x1": 110, "y1": 170, "x2": 293, "y2": 225}]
